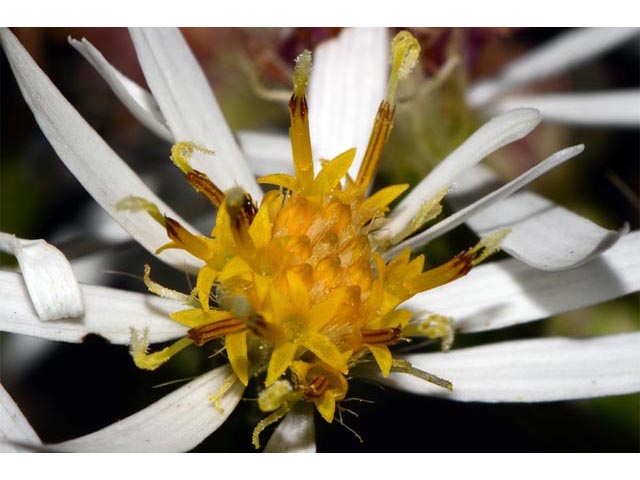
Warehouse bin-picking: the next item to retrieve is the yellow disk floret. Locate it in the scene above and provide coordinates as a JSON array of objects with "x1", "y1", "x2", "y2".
[{"x1": 124, "y1": 31, "x2": 507, "y2": 447}]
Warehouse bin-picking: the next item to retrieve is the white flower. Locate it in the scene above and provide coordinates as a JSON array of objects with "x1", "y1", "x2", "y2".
[{"x1": 1, "y1": 27, "x2": 639, "y2": 453}]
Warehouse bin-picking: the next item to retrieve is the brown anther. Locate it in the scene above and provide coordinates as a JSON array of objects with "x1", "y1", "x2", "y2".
[
  {"x1": 185, "y1": 170, "x2": 225, "y2": 207},
  {"x1": 163, "y1": 216, "x2": 212, "y2": 260},
  {"x1": 362, "y1": 325, "x2": 402, "y2": 345},
  {"x1": 224, "y1": 188, "x2": 258, "y2": 249},
  {"x1": 187, "y1": 318, "x2": 246, "y2": 346},
  {"x1": 356, "y1": 101, "x2": 396, "y2": 188},
  {"x1": 246, "y1": 314, "x2": 282, "y2": 342},
  {"x1": 288, "y1": 93, "x2": 308, "y2": 118},
  {"x1": 303, "y1": 375, "x2": 329, "y2": 399}
]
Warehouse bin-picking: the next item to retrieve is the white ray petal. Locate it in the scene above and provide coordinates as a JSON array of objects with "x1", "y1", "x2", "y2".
[
  {"x1": 237, "y1": 131, "x2": 294, "y2": 176},
  {"x1": 448, "y1": 164, "x2": 624, "y2": 270},
  {"x1": 382, "y1": 332, "x2": 640, "y2": 402},
  {"x1": 264, "y1": 403, "x2": 316, "y2": 453},
  {"x1": 401, "y1": 231, "x2": 640, "y2": 333},
  {"x1": 0, "y1": 28, "x2": 201, "y2": 272},
  {"x1": 0, "y1": 271, "x2": 187, "y2": 344},
  {"x1": 468, "y1": 27, "x2": 640, "y2": 107},
  {"x1": 0, "y1": 383, "x2": 41, "y2": 452},
  {"x1": 381, "y1": 108, "x2": 541, "y2": 240},
  {"x1": 0, "y1": 233, "x2": 84, "y2": 321},
  {"x1": 386, "y1": 144, "x2": 585, "y2": 257},
  {"x1": 53, "y1": 365, "x2": 243, "y2": 452},
  {"x1": 492, "y1": 90, "x2": 640, "y2": 127},
  {"x1": 129, "y1": 28, "x2": 262, "y2": 200},
  {"x1": 308, "y1": 27, "x2": 388, "y2": 178},
  {"x1": 69, "y1": 37, "x2": 173, "y2": 141}
]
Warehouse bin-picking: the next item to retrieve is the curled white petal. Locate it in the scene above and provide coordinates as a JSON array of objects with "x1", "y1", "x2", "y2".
[
  {"x1": 309, "y1": 27, "x2": 388, "y2": 178},
  {"x1": 129, "y1": 28, "x2": 262, "y2": 200},
  {"x1": 402, "y1": 230, "x2": 640, "y2": 333},
  {"x1": 382, "y1": 108, "x2": 541, "y2": 239},
  {"x1": 386, "y1": 144, "x2": 585, "y2": 257},
  {"x1": 69, "y1": 36, "x2": 173, "y2": 141},
  {"x1": 0, "y1": 382, "x2": 41, "y2": 452},
  {"x1": 0, "y1": 232, "x2": 84, "y2": 321},
  {"x1": 381, "y1": 332, "x2": 640, "y2": 402},
  {"x1": 52, "y1": 365, "x2": 243, "y2": 452},
  {"x1": 237, "y1": 131, "x2": 294, "y2": 176},
  {"x1": 0, "y1": 270, "x2": 187, "y2": 344},
  {"x1": 449, "y1": 163, "x2": 624, "y2": 270},
  {"x1": 0, "y1": 28, "x2": 201, "y2": 272},
  {"x1": 264, "y1": 403, "x2": 316, "y2": 453},
  {"x1": 492, "y1": 90, "x2": 640, "y2": 127},
  {"x1": 468, "y1": 27, "x2": 640, "y2": 107}
]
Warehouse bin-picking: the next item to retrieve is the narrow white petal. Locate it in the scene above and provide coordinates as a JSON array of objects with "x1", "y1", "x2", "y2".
[
  {"x1": 53, "y1": 365, "x2": 243, "y2": 452},
  {"x1": 69, "y1": 37, "x2": 173, "y2": 141},
  {"x1": 449, "y1": 164, "x2": 624, "y2": 270},
  {"x1": 492, "y1": 90, "x2": 640, "y2": 127},
  {"x1": 0, "y1": 383, "x2": 41, "y2": 452},
  {"x1": 308, "y1": 27, "x2": 388, "y2": 178},
  {"x1": 0, "y1": 271, "x2": 187, "y2": 344},
  {"x1": 382, "y1": 108, "x2": 541, "y2": 239},
  {"x1": 0, "y1": 28, "x2": 201, "y2": 272},
  {"x1": 129, "y1": 28, "x2": 262, "y2": 200},
  {"x1": 468, "y1": 27, "x2": 640, "y2": 107},
  {"x1": 386, "y1": 144, "x2": 585, "y2": 257},
  {"x1": 264, "y1": 403, "x2": 316, "y2": 453},
  {"x1": 0, "y1": 233, "x2": 84, "y2": 321},
  {"x1": 382, "y1": 332, "x2": 640, "y2": 402},
  {"x1": 402, "y1": 231, "x2": 640, "y2": 333},
  {"x1": 237, "y1": 131, "x2": 294, "y2": 176}
]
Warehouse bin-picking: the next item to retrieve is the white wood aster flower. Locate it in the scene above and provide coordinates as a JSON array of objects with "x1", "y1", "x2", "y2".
[{"x1": 0, "y1": 27, "x2": 639, "y2": 453}]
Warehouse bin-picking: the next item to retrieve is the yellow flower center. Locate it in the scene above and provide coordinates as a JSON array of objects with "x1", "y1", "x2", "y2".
[{"x1": 120, "y1": 31, "x2": 506, "y2": 448}]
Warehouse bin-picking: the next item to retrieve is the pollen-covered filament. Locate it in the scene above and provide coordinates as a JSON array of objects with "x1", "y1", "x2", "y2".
[{"x1": 124, "y1": 30, "x2": 505, "y2": 447}]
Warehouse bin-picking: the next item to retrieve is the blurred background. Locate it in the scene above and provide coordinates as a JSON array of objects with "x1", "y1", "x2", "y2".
[{"x1": 1, "y1": 27, "x2": 638, "y2": 452}]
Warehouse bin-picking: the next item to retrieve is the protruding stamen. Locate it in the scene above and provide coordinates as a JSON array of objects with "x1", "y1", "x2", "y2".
[
  {"x1": 252, "y1": 405, "x2": 290, "y2": 450},
  {"x1": 171, "y1": 142, "x2": 224, "y2": 207},
  {"x1": 186, "y1": 170, "x2": 225, "y2": 207},
  {"x1": 468, "y1": 228, "x2": 510, "y2": 266},
  {"x1": 116, "y1": 196, "x2": 165, "y2": 226},
  {"x1": 143, "y1": 264, "x2": 195, "y2": 304},
  {"x1": 170, "y1": 141, "x2": 214, "y2": 173},
  {"x1": 293, "y1": 50, "x2": 312, "y2": 98},
  {"x1": 386, "y1": 30, "x2": 421, "y2": 105},
  {"x1": 404, "y1": 314, "x2": 455, "y2": 351},
  {"x1": 356, "y1": 31, "x2": 420, "y2": 190},
  {"x1": 391, "y1": 359, "x2": 452, "y2": 391},
  {"x1": 187, "y1": 317, "x2": 246, "y2": 346},
  {"x1": 129, "y1": 327, "x2": 193, "y2": 371},
  {"x1": 362, "y1": 326, "x2": 402, "y2": 345},
  {"x1": 289, "y1": 50, "x2": 314, "y2": 192},
  {"x1": 355, "y1": 101, "x2": 395, "y2": 188}
]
